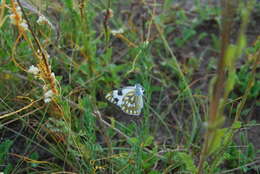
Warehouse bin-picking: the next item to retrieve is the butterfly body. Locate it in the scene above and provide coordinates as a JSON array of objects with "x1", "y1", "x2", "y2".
[{"x1": 105, "y1": 84, "x2": 144, "y2": 116}]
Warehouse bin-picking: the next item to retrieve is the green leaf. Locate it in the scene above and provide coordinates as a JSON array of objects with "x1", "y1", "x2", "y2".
[
  {"x1": 143, "y1": 136, "x2": 154, "y2": 147},
  {"x1": 128, "y1": 137, "x2": 139, "y2": 145},
  {"x1": 237, "y1": 34, "x2": 247, "y2": 56},
  {"x1": 176, "y1": 152, "x2": 197, "y2": 173},
  {"x1": 208, "y1": 115, "x2": 225, "y2": 130},
  {"x1": 30, "y1": 152, "x2": 39, "y2": 167},
  {"x1": 232, "y1": 121, "x2": 242, "y2": 129},
  {"x1": 0, "y1": 139, "x2": 13, "y2": 164},
  {"x1": 209, "y1": 76, "x2": 217, "y2": 101},
  {"x1": 198, "y1": 32, "x2": 208, "y2": 41},
  {"x1": 246, "y1": 143, "x2": 255, "y2": 160},
  {"x1": 142, "y1": 151, "x2": 158, "y2": 169},
  {"x1": 224, "y1": 44, "x2": 236, "y2": 67},
  {"x1": 97, "y1": 101, "x2": 107, "y2": 109},
  {"x1": 64, "y1": 0, "x2": 73, "y2": 9},
  {"x1": 226, "y1": 69, "x2": 237, "y2": 94},
  {"x1": 174, "y1": 28, "x2": 196, "y2": 47},
  {"x1": 148, "y1": 171, "x2": 161, "y2": 174},
  {"x1": 208, "y1": 128, "x2": 232, "y2": 155},
  {"x1": 4, "y1": 163, "x2": 13, "y2": 174},
  {"x1": 208, "y1": 129, "x2": 225, "y2": 155}
]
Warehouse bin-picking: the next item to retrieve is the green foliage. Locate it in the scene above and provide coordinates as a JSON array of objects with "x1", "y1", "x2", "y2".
[
  {"x1": 174, "y1": 28, "x2": 197, "y2": 47},
  {"x1": 236, "y1": 64, "x2": 260, "y2": 100},
  {"x1": 29, "y1": 152, "x2": 39, "y2": 167},
  {"x1": 81, "y1": 96, "x2": 98, "y2": 161},
  {"x1": 0, "y1": 139, "x2": 13, "y2": 164},
  {"x1": 164, "y1": 151, "x2": 197, "y2": 173},
  {"x1": 0, "y1": 0, "x2": 259, "y2": 173},
  {"x1": 232, "y1": 121, "x2": 242, "y2": 129},
  {"x1": 225, "y1": 69, "x2": 237, "y2": 95},
  {"x1": 207, "y1": 128, "x2": 231, "y2": 155},
  {"x1": 175, "y1": 152, "x2": 197, "y2": 173},
  {"x1": 64, "y1": 0, "x2": 73, "y2": 10},
  {"x1": 225, "y1": 141, "x2": 256, "y2": 173}
]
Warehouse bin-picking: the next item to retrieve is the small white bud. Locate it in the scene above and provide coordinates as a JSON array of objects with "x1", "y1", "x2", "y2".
[
  {"x1": 28, "y1": 65, "x2": 39, "y2": 75},
  {"x1": 37, "y1": 15, "x2": 53, "y2": 28},
  {"x1": 19, "y1": 22, "x2": 28, "y2": 30},
  {"x1": 16, "y1": 6, "x2": 22, "y2": 13},
  {"x1": 37, "y1": 15, "x2": 47, "y2": 24},
  {"x1": 45, "y1": 52, "x2": 50, "y2": 59},
  {"x1": 44, "y1": 90, "x2": 54, "y2": 98},
  {"x1": 51, "y1": 72, "x2": 55, "y2": 78},
  {"x1": 44, "y1": 98, "x2": 52, "y2": 103},
  {"x1": 111, "y1": 28, "x2": 124, "y2": 35}
]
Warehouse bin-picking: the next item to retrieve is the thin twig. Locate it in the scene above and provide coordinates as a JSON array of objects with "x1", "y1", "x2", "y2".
[{"x1": 218, "y1": 159, "x2": 260, "y2": 174}]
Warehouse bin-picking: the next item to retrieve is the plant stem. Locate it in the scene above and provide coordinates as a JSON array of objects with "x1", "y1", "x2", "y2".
[{"x1": 197, "y1": 1, "x2": 236, "y2": 173}]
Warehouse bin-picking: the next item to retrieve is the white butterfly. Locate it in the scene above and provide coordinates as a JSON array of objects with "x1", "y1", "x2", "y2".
[{"x1": 105, "y1": 84, "x2": 144, "y2": 116}]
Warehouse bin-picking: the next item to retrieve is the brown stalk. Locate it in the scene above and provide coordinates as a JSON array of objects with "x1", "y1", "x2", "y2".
[
  {"x1": 13, "y1": 0, "x2": 62, "y2": 117},
  {"x1": 197, "y1": 1, "x2": 237, "y2": 173}
]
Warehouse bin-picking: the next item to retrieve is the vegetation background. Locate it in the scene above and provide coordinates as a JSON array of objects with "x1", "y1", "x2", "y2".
[{"x1": 0, "y1": 0, "x2": 260, "y2": 173}]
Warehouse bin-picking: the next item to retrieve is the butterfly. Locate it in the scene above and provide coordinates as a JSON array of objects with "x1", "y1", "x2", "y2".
[{"x1": 105, "y1": 84, "x2": 144, "y2": 116}]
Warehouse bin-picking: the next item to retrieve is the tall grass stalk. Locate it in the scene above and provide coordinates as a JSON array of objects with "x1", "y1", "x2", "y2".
[
  {"x1": 197, "y1": 1, "x2": 235, "y2": 173},
  {"x1": 0, "y1": 0, "x2": 7, "y2": 27},
  {"x1": 197, "y1": 1, "x2": 255, "y2": 173}
]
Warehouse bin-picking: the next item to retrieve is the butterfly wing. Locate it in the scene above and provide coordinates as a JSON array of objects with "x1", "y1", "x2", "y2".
[
  {"x1": 106, "y1": 86, "x2": 143, "y2": 116},
  {"x1": 121, "y1": 91, "x2": 143, "y2": 116},
  {"x1": 105, "y1": 90, "x2": 121, "y2": 105},
  {"x1": 105, "y1": 86, "x2": 135, "y2": 107}
]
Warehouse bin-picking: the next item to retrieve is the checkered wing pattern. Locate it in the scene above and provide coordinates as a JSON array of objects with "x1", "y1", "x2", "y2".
[
  {"x1": 105, "y1": 86, "x2": 143, "y2": 116},
  {"x1": 121, "y1": 91, "x2": 143, "y2": 116}
]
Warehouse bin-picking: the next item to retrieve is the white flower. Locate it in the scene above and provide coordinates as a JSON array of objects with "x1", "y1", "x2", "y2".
[
  {"x1": 44, "y1": 98, "x2": 52, "y2": 103},
  {"x1": 37, "y1": 15, "x2": 54, "y2": 28},
  {"x1": 37, "y1": 15, "x2": 51, "y2": 25},
  {"x1": 28, "y1": 65, "x2": 39, "y2": 75},
  {"x1": 36, "y1": 49, "x2": 50, "y2": 59},
  {"x1": 51, "y1": 72, "x2": 55, "y2": 78},
  {"x1": 111, "y1": 28, "x2": 124, "y2": 35},
  {"x1": 44, "y1": 90, "x2": 54, "y2": 103},
  {"x1": 16, "y1": 6, "x2": 22, "y2": 13},
  {"x1": 37, "y1": 15, "x2": 47, "y2": 24},
  {"x1": 19, "y1": 21, "x2": 28, "y2": 30},
  {"x1": 45, "y1": 52, "x2": 50, "y2": 59},
  {"x1": 9, "y1": 9, "x2": 28, "y2": 31},
  {"x1": 44, "y1": 90, "x2": 54, "y2": 98}
]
